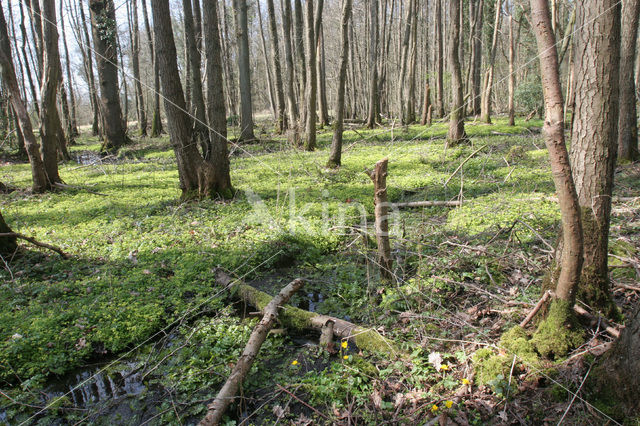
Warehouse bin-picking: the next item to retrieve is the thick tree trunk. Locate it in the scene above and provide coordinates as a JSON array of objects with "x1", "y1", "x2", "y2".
[
  {"x1": 183, "y1": 0, "x2": 211, "y2": 156},
  {"x1": 39, "y1": 0, "x2": 63, "y2": 184},
  {"x1": 365, "y1": 0, "x2": 379, "y2": 128},
  {"x1": 152, "y1": 0, "x2": 219, "y2": 199},
  {"x1": 303, "y1": 0, "x2": 317, "y2": 151},
  {"x1": 203, "y1": 0, "x2": 234, "y2": 199},
  {"x1": 233, "y1": 0, "x2": 255, "y2": 142},
  {"x1": 0, "y1": 2, "x2": 49, "y2": 192},
  {"x1": 89, "y1": 0, "x2": 129, "y2": 152},
  {"x1": 130, "y1": 0, "x2": 147, "y2": 136},
  {"x1": 617, "y1": 0, "x2": 640, "y2": 162},
  {"x1": 141, "y1": 0, "x2": 162, "y2": 137},
  {"x1": 327, "y1": 0, "x2": 352, "y2": 168},
  {"x1": 446, "y1": 0, "x2": 468, "y2": 146},
  {"x1": 281, "y1": 0, "x2": 298, "y2": 127},
  {"x1": 267, "y1": 0, "x2": 287, "y2": 133},
  {"x1": 480, "y1": 0, "x2": 501, "y2": 124},
  {"x1": 368, "y1": 158, "x2": 393, "y2": 281},
  {"x1": 570, "y1": 0, "x2": 621, "y2": 317},
  {"x1": 435, "y1": 0, "x2": 444, "y2": 118}
]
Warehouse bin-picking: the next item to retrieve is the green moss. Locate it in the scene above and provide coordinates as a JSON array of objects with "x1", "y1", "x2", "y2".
[
  {"x1": 531, "y1": 299, "x2": 584, "y2": 359},
  {"x1": 472, "y1": 348, "x2": 514, "y2": 386},
  {"x1": 499, "y1": 326, "x2": 539, "y2": 366}
]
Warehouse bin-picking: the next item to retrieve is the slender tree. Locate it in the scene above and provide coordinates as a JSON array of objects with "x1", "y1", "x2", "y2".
[
  {"x1": 89, "y1": 0, "x2": 129, "y2": 152},
  {"x1": 480, "y1": 0, "x2": 502, "y2": 124},
  {"x1": 434, "y1": 0, "x2": 444, "y2": 118},
  {"x1": 508, "y1": 14, "x2": 515, "y2": 126},
  {"x1": 266, "y1": 0, "x2": 287, "y2": 133},
  {"x1": 327, "y1": 0, "x2": 353, "y2": 168},
  {"x1": 365, "y1": 0, "x2": 379, "y2": 128},
  {"x1": 130, "y1": 0, "x2": 147, "y2": 136},
  {"x1": 446, "y1": 0, "x2": 468, "y2": 145},
  {"x1": 617, "y1": 0, "x2": 640, "y2": 162},
  {"x1": 59, "y1": 0, "x2": 78, "y2": 137},
  {"x1": 233, "y1": 0, "x2": 256, "y2": 142},
  {"x1": 0, "y1": 2, "x2": 49, "y2": 192},
  {"x1": 281, "y1": 0, "x2": 298, "y2": 127},
  {"x1": 141, "y1": 0, "x2": 162, "y2": 137},
  {"x1": 303, "y1": 0, "x2": 316, "y2": 150}
]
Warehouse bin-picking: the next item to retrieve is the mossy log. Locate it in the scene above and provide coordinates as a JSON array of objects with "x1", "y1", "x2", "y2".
[{"x1": 217, "y1": 271, "x2": 399, "y2": 356}]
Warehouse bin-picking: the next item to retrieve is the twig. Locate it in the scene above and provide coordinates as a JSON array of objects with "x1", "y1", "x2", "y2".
[
  {"x1": 615, "y1": 282, "x2": 640, "y2": 292},
  {"x1": 520, "y1": 290, "x2": 552, "y2": 327},
  {"x1": 516, "y1": 219, "x2": 555, "y2": 252},
  {"x1": 0, "y1": 233, "x2": 69, "y2": 258},
  {"x1": 392, "y1": 200, "x2": 461, "y2": 208},
  {"x1": 444, "y1": 144, "x2": 487, "y2": 186},
  {"x1": 556, "y1": 364, "x2": 592, "y2": 425},
  {"x1": 54, "y1": 182, "x2": 109, "y2": 197},
  {"x1": 433, "y1": 276, "x2": 531, "y2": 307},
  {"x1": 275, "y1": 384, "x2": 331, "y2": 421}
]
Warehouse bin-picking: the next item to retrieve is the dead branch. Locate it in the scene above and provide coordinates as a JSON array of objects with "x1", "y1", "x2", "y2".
[
  {"x1": 520, "y1": 290, "x2": 552, "y2": 327},
  {"x1": 0, "y1": 233, "x2": 69, "y2": 258},
  {"x1": 200, "y1": 278, "x2": 304, "y2": 426},
  {"x1": 444, "y1": 144, "x2": 487, "y2": 186},
  {"x1": 573, "y1": 305, "x2": 621, "y2": 338},
  {"x1": 366, "y1": 158, "x2": 393, "y2": 281},
  {"x1": 393, "y1": 200, "x2": 461, "y2": 208},
  {"x1": 216, "y1": 271, "x2": 398, "y2": 355}
]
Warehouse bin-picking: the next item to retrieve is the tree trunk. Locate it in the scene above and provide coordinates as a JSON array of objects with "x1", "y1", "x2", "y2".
[
  {"x1": 327, "y1": 0, "x2": 352, "y2": 168},
  {"x1": 141, "y1": 0, "x2": 162, "y2": 137},
  {"x1": 17, "y1": 0, "x2": 39, "y2": 117},
  {"x1": 570, "y1": 0, "x2": 621, "y2": 317},
  {"x1": 38, "y1": 0, "x2": 62, "y2": 184},
  {"x1": 266, "y1": 0, "x2": 287, "y2": 133},
  {"x1": 480, "y1": 0, "x2": 501, "y2": 124},
  {"x1": 508, "y1": 14, "x2": 515, "y2": 126},
  {"x1": 257, "y1": 4, "x2": 277, "y2": 121},
  {"x1": 152, "y1": 0, "x2": 219, "y2": 199},
  {"x1": 303, "y1": 0, "x2": 317, "y2": 151},
  {"x1": 317, "y1": 24, "x2": 330, "y2": 127},
  {"x1": 446, "y1": 0, "x2": 467, "y2": 146},
  {"x1": 365, "y1": 0, "x2": 379, "y2": 128},
  {"x1": 293, "y1": 0, "x2": 306, "y2": 127},
  {"x1": 398, "y1": 0, "x2": 415, "y2": 124},
  {"x1": 203, "y1": 0, "x2": 234, "y2": 198},
  {"x1": 368, "y1": 158, "x2": 393, "y2": 281},
  {"x1": 130, "y1": 0, "x2": 147, "y2": 136},
  {"x1": 76, "y1": 1, "x2": 101, "y2": 137},
  {"x1": 0, "y1": 2, "x2": 49, "y2": 192},
  {"x1": 0, "y1": 210, "x2": 17, "y2": 256},
  {"x1": 435, "y1": 0, "x2": 444, "y2": 118},
  {"x1": 617, "y1": 0, "x2": 640, "y2": 162},
  {"x1": 233, "y1": 0, "x2": 256, "y2": 142},
  {"x1": 469, "y1": 0, "x2": 483, "y2": 116},
  {"x1": 59, "y1": 0, "x2": 78, "y2": 137},
  {"x1": 183, "y1": 0, "x2": 211, "y2": 157},
  {"x1": 89, "y1": 0, "x2": 129, "y2": 152},
  {"x1": 406, "y1": 1, "x2": 418, "y2": 124},
  {"x1": 281, "y1": 0, "x2": 298, "y2": 127}
]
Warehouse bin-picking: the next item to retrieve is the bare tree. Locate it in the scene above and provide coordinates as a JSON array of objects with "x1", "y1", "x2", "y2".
[
  {"x1": 281, "y1": 0, "x2": 298, "y2": 126},
  {"x1": 365, "y1": 0, "x2": 379, "y2": 128},
  {"x1": 233, "y1": 0, "x2": 256, "y2": 141},
  {"x1": 446, "y1": 0, "x2": 467, "y2": 145},
  {"x1": 129, "y1": 0, "x2": 147, "y2": 136},
  {"x1": 480, "y1": 0, "x2": 502, "y2": 124},
  {"x1": 267, "y1": 0, "x2": 287, "y2": 132},
  {"x1": 435, "y1": 0, "x2": 444, "y2": 118},
  {"x1": 141, "y1": 0, "x2": 163, "y2": 137},
  {"x1": 303, "y1": 0, "x2": 316, "y2": 150}
]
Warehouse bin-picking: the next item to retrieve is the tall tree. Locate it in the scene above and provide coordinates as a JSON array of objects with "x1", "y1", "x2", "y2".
[
  {"x1": 89, "y1": 0, "x2": 129, "y2": 152},
  {"x1": 480, "y1": 0, "x2": 502, "y2": 124},
  {"x1": 39, "y1": 0, "x2": 63, "y2": 183},
  {"x1": 507, "y1": 14, "x2": 515, "y2": 126},
  {"x1": 528, "y1": 0, "x2": 583, "y2": 351},
  {"x1": 151, "y1": 0, "x2": 223, "y2": 199},
  {"x1": 303, "y1": 0, "x2": 316, "y2": 150},
  {"x1": 203, "y1": 0, "x2": 233, "y2": 197},
  {"x1": 469, "y1": 0, "x2": 484, "y2": 116},
  {"x1": 183, "y1": 0, "x2": 211, "y2": 155},
  {"x1": 293, "y1": 0, "x2": 306, "y2": 126},
  {"x1": 266, "y1": 0, "x2": 287, "y2": 133},
  {"x1": 617, "y1": 0, "x2": 640, "y2": 162},
  {"x1": 141, "y1": 0, "x2": 163, "y2": 137},
  {"x1": 398, "y1": 0, "x2": 416, "y2": 124},
  {"x1": 130, "y1": 0, "x2": 147, "y2": 136},
  {"x1": 281, "y1": 0, "x2": 298, "y2": 127},
  {"x1": 0, "y1": 1, "x2": 49, "y2": 192},
  {"x1": 233, "y1": 0, "x2": 256, "y2": 141},
  {"x1": 365, "y1": 0, "x2": 379, "y2": 128},
  {"x1": 446, "y1": 0, "x2": 467, "y2": 145},
  {"x1": 569, "y1": 0, "x2": 621, "y2": 316},
  {"x1": 327, "y1": 0, "x2": 353, "y2": 168},
  {"x1": 434, "y1": 0, "x2": 444, "y2": 118},
  {"x1": 59, "y1": 0, "x2": 78, "y2": 137},
  {"x1": 75, "y1": 0, "x2": 101, "y2": 137}
]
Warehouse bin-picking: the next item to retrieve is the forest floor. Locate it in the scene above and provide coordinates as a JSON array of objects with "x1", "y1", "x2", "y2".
[{"x1": 0, "y1": 117, "x2": 638, "y2": 425}]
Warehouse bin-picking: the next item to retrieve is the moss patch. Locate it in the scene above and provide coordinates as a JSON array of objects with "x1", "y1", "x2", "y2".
[
  {"x1": 531, "y1": 299, "x2": 584, "y2": 359},
  {"x1": 499, "y1": 326, "x2": 539, "y2": 367}
]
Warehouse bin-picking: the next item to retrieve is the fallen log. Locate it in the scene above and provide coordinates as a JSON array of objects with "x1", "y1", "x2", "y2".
[
  {"x1": 200, "y1": 278, "x2": 304, "y2": 426},
  {"x1": 0, "y1": 232, "x2": 69, "y2": 258},
  {"x1": 217, "y1": 271, "x2": 398, "y2": 355},
  {"x1": 393, "y1": 200, "x2": 461, "y2": 208}
]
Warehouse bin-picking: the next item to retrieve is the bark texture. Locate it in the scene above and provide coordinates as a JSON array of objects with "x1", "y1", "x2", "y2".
[
  {"x1": 303, "y1": 0, "x2": 316, "y2": 151},
  {"x1": 368, "y1": 158, "x2": 393, "y2": 281},
  {"x1": 89, "y1": 0, "x2": 129, "y2": 152},
  {"x1": 365, "y1": 0, "x2": 379, "y2": 128},
  {"x1": 570, "y1": 0, "x2": 621, "y2": 316},
  {"x1": 446, "y1": 0, "x2": 468, "y2": 146},
  {"x1": 233, "y1": 0, "x2": 255, "y2": 141},
  {"x1": 617, "y1": 0, "x2": 640, "y2": 162},
  {"x1": 266, "y1": 0, "x2": 287, "y2": 133},
  {"x1": 480, "y1": 0, "x2": 502, "y2": 124},
  {"x1": 0, "y1": 211, "x2": 17, "y2": 256}
]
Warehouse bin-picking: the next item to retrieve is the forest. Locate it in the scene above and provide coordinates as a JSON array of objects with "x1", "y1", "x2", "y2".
[{"x1": 0, "y1": 0, "x2": 639, "y2": 424}]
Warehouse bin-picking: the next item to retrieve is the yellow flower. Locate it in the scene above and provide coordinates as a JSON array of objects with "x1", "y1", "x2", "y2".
[
  {"x1": 461, "y1": 378, "x2": 470, "y2": 385},
  {"x1": 445, "y1": 400, "x2": 453, "y2": 409},
  {"x1": 341, "y1": 341, "x2": 348, "y2": 349},
  {"x1": 440, "y1": 364, "x2": 449, "y2": 371},
  {"x1": 431, "y1": 404, "x2": 439, "y2": 413},
  {"x1": 291, "y1": 360, "x2": 298, "y2": 366},
  {"x1": 343, "y1": 355, "x2": 349, "y2": 360}
]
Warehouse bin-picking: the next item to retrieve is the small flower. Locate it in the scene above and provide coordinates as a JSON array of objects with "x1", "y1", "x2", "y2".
[
  {"x1": 440, "y1": 364, "x2": 449, "y2": 371},
  {"x1": 291, "y1": 360, "x2": 298, "y2": 366},
  {"x1": 431, "y1": 404, "x2": 439, "y2": 413},
  {"x1": 343, "y1": 355, "x2": 349, "y2": 360},
  {"x1": 444, "y1": 400, "x2": 454, "y2": 409},
  {"x1": 461, "y1": 378, "x2": 470, "y2": 385},
  {"x1": 341, "y1": 341, "x2": 348, "y2": 349}
]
